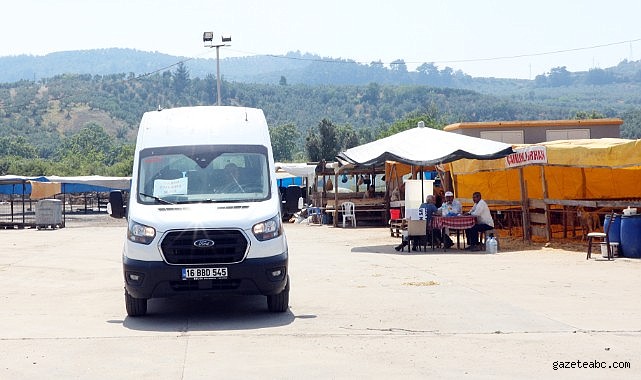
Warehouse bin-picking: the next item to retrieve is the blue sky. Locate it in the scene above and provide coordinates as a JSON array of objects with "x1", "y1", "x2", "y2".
[{"x1": 3, "y1": 0, "x2": 640, "y2": 79}]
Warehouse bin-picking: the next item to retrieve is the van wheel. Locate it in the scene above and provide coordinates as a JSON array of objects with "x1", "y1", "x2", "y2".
[
  {"x1": 267, "y1": 276, "x2": 289, "y2": 313},
  {"x1": 125, "y1": 290, "x2": 148, "y2": 317}
]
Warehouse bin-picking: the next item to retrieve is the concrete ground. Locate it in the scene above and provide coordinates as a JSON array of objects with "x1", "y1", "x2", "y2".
[{"x1": 1, "y1": 215, "x2": 640, "y2": 379}]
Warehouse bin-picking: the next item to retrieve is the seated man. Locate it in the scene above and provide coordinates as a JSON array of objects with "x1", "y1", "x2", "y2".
[
  {"x1": 363, "y1": 185, "x2": 375, "y2": 199},
  {"x1": 417, "y1": 194, "x2": 447, "y2": 249},
  {"x1": 222, "y1": 163, "x2": 244, "y2": 191},
  {"x1": 439, "y1": 191, "x2": 462, "y2": 216},
  {"x1": 396, "y1": 195, "x2": 445, "y2": 251},
  {"x1": 465, "y1": 191, "x2": 495, "y2": 251},
  {"x1": 436, "y1": 191, "x2": 459, "y2": 248}
]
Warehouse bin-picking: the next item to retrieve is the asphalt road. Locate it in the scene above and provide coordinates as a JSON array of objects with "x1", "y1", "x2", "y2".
[{"x1": 1, "y1": 215, "x2": 640, "y2": 379}]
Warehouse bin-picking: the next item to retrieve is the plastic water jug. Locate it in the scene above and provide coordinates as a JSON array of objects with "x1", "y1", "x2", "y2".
[{"x1": 486, "y1": 234, "x2": 498, "y2": 254}]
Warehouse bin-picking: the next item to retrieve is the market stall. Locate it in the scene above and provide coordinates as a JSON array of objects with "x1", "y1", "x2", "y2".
[{"x1": 449, "y1": 138, "x2": 641, "y2": 241}]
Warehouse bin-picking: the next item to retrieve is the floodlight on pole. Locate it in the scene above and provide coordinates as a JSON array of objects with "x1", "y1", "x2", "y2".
[
  {"x1": 202, "y1": 32, "x2": 214, "y2": 43},
  {"x1": 203, "y1": 32, "x2": 231, "y2": 106}
]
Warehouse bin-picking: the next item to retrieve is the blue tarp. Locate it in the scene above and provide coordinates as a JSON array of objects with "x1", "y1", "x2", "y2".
[
  {"x1": 0, "y1": 175, "x2": 130, "y2": 195},
  {"x1": 277, "y1": 177, "x2": 303, "y2": 187}
]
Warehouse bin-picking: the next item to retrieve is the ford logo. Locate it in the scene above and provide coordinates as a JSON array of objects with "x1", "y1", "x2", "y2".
[{"x1": 193, "y1": 239, "x2": 215, "y2": 247}]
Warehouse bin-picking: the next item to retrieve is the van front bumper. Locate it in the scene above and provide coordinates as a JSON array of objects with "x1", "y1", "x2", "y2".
[{"x1": 123, "y1": 251, "x2": 288, "y2": 299}]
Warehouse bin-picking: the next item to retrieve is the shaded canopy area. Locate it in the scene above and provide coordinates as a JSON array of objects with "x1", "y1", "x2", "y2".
[
  {"x1": 0, "y1": 175, "x2": 131, "y2": 196},
  {"x1": 336, "y1": 126, "x2": 513, "y2": 167},
  {"x1": 450, "y1": 138, "x2": 641, "y2": 201},
  {"x1": 275, "y1": 162, "x2": 317, "y2": 179}
]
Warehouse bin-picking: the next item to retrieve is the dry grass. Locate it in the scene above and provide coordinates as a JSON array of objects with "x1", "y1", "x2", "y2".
[{"x1": 403, "y1": 281, "x2": 440, "y2": 287}]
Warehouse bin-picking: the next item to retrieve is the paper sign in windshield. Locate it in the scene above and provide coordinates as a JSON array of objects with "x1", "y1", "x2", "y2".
[
  {"x1": 153, "y1": 177, "x2": 188, "y2": 197},
  {"x1": 505, "y1": 146, "x2": 547, "y2": 168}
]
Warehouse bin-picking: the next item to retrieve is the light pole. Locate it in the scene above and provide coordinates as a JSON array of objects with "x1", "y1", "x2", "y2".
[{"x1": 203, "y1": 32, "x2": 231, "y2": 106}]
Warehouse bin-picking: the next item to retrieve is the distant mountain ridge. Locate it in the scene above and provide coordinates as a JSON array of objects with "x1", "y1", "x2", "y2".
[
  {"x1": 2, "y1": 47, "x2": 640, "y2": 87},
  {"x1": 0, "y1": 48, "x2": 319, "y2": 84}
]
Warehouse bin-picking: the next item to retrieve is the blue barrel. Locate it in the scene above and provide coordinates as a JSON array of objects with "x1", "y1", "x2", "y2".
[
  {"x1": 604, "y1": 213, "x2": 622, "y2": 244},
  {"x1": 620, "y1": 214, "x2": 641, "y2": 258}
]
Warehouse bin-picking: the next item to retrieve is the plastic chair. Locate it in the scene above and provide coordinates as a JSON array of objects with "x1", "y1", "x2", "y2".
[
  {"x1": 586, "y1": 211, "x2": 615, "y2": 260},
  {"x1": 341, "y1": 201, "x2": 356, "y2": 227},
  {"x1": 308, "y1": 207, "x2": 323, "y2": 225}
]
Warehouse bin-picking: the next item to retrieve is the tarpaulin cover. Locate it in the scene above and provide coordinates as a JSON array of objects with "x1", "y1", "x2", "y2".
[
  {"x1": 336, "y1": 126, "x2": 513, "y2": 167},
  {"x1": 449, "y1": 138, "x2": 641, "y2": 200},
  {"x1": 0, "y1": 175, "x2": 130, "y2": 196},
  {"x1": 275, "y1": 163, "x2": 317, "y2": 178},
  {"x1": 30, "y1": 181, "x2": 62, "y2": 199}
]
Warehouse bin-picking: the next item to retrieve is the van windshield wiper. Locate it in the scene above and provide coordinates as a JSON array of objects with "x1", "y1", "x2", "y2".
[
  {"x1": 174, "y1": 198, "x2": 218, "y2": 204},
  {"x1": 139, "y1": 192, "x2": 174, "y2": 205}
]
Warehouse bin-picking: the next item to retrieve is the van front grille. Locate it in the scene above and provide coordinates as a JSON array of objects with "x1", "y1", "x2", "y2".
[{"x1": 160, "y1": 229, "x2": 248, "y2": 264}]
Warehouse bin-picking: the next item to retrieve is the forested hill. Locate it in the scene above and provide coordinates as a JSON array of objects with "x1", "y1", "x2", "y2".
[
  {"x1": 2, "y1": 49, "x2": 641, "y2": 177},
  {"x1": 2, "y1": 49, "x2": 641, "y2": 128}
]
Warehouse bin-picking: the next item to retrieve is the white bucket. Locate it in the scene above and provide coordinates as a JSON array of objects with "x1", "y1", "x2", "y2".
[
  {"x1": 601, "y1": 242, "x2": 619, "y2": 258},
  {"x1": 623, "y1": 207, "x2": 637, "y2": 216}
]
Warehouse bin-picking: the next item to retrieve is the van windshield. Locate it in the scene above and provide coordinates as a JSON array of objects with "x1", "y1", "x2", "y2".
[{"x1": 137, "y1": 145, "x2": 271, "y2": 204}]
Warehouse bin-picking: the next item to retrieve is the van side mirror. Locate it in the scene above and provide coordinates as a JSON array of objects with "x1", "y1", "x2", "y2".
[{"x1": 108, "y1": 190, "x2": 126, "y2": 219}]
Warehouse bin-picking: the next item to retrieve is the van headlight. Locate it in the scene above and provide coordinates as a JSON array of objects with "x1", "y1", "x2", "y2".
[
  {"x1": 252, "y1": 215, "x2": 282, "y2": 241},
  {"x1": 127, "y1": 220, "x2": 156, "y2": 245}
]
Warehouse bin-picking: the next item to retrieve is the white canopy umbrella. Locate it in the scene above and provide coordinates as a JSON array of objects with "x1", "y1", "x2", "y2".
[{"x1": 336, "y1": 126, "x2": 513, "y2": 167}]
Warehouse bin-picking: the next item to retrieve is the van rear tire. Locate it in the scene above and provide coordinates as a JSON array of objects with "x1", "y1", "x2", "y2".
[
  {"x1": 267, "y1": 275, "x2": 289, "y2": 313},
  {"x1": 125, "y1": 290, "x2": 148, "y2": 317}
]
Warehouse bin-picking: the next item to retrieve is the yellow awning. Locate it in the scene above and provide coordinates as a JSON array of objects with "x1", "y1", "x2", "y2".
[{"x1": 450, "y1": 138, "x2": 641, "y2": 201}]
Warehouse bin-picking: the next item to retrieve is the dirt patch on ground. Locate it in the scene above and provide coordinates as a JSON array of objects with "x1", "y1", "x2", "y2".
[
  {"x1": 496, "y1": 229, "x2": 586, "y2": 253},
  {"x1": 62, "y1": 212, "x2": 127, "y2": 228},
  {"x1": 499, "y1": 235, "x2": 585, "y2": 253}
]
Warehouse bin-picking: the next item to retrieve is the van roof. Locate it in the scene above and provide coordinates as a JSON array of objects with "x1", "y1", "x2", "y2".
[{"x1": 137, "y1": 106, "x2": 270, "y2": 148}]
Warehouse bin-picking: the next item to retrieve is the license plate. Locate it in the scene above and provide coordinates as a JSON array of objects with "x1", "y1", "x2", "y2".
[{"x1": 182, "y1": 267, "x2": 228, "y2": 280}]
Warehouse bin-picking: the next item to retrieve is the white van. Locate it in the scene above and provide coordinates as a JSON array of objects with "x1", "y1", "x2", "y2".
[{"x1": 108, "y1": 106, "x2": 289, "y2": 317}]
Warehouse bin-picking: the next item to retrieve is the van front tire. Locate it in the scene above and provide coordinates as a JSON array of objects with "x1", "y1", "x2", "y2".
[
  {"x1": 125, "y1": 290, "x2": 148, "y2": 317},
  {"x1": 267, "y1": 275, "x2": 289, "y2": 313}
]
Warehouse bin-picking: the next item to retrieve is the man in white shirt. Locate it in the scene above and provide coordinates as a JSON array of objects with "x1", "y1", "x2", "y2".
[{"x1": 465, "y1": 191, "x2": 494, "y2": 251}]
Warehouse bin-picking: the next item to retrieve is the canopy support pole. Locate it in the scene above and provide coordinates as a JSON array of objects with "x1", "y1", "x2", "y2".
[
  {"x1": 519, "y1": 167, "x2": 531, "y2": 241},
  {"x1": 540, "y1": 165, "x2": 551, "y2": 241},
  {"x1": 333, "y1": 171, "x2": 339, "y2": 227}
]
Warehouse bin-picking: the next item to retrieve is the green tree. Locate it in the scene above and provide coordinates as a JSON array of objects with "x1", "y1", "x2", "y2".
[
  {"x1": 59, "y1": 123, "x2": 113, "y2": 158},
  {"x1": 571, "y1": 110, "x2": 605, "y2": 120},
  {"x1": 173, "y1": 62, "x2": 190, "y2": 97},
  {"x1": 106, "y1": 143, "x2": 135, "y2": 176},
  {"x1": 336, "y1": 125, "x2": 359, "y2": 149},
  {"x1": 0, "y1": 157, "x2": 53, "y2": 176},
  {"x1": 548, "y1": 66, "x2": 573, "y2": 86},
  {"x1": 270, "y1": 123, "x2": 300, "y2": 162},
  {"x1": 380, "y1": 113, "x2": 442, "y2": 138},
  {"x1": 620, "y1": 108, "x2": 641, "y2": 138},
  {"x1": 305, "y1": 119, "x2": 340, "y2": 161},
  {"x1": 584, "y1": 68, "x2": 615, "y2": 85},
  {"x1": 362, "y1": 83, "x2": 380, "y2": 105},
  {"x1": 416, "y1": 62, "x2": 440, "y2": 83},
  {"x1": 390, "y1": 59, "x2": 408, "y2": 72},
  {"x1": 0, "y1": 136, "x2": 38, "y2": 158},
  {"x1": 55, "y1": 123, "x2": 117, "y2": 175}
]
